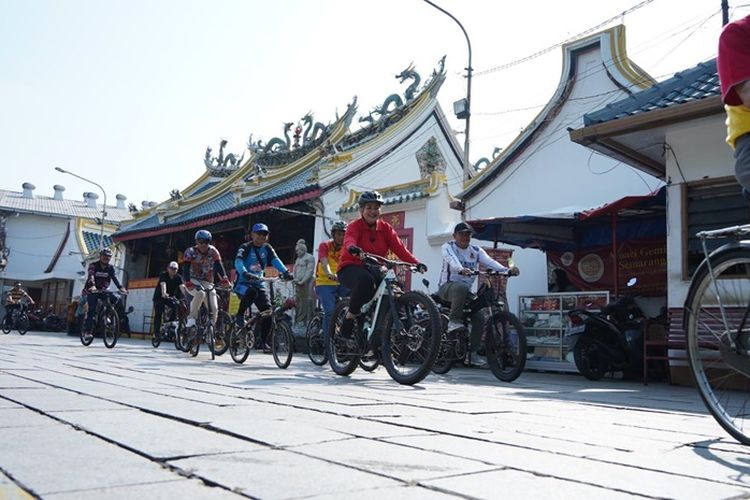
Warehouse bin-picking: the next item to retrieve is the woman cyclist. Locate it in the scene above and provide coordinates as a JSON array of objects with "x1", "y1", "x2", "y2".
[{"x1": 336, "y1": 191, "x2": 427, "y2": 337}]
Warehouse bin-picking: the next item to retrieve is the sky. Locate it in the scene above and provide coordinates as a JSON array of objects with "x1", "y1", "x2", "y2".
[{"x1": 1, "y1": 0, "x2": 746, "y2": 208}]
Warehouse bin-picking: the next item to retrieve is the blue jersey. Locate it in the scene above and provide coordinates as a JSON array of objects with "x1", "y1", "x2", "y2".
[{"x1": 234, "y1": 242, "x2": 287, "y2": 294}]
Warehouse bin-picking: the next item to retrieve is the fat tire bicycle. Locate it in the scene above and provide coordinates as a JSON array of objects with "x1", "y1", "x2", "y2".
[
  {"x1": 430, "y1": 269, "x2": 527, "y2": 382},
  {"x1": 685, "y1": 224, "x2": 750, "y2": 445},
  {"x1": 327, "y1": 252, "x2": 441, "y2": 386}
]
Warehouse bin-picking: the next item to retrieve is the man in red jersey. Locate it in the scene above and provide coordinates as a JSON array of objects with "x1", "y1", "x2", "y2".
[{"x1": 336, "y1": 191, "x2": 427, "y2": 337}]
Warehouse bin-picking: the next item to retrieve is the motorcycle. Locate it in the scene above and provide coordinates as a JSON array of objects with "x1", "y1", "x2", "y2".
[
  {"x1": 42, "y1": 307, "x2": 64, "y2": 332},
  {"x1": 115, "y1": 301, "x2": 134, "y2": 333},
  {"x1": 566, "y1": 278, "x2": 645, "y2": 381},
  {"x1": 27, "y1": 307, "x2": 45, "y2": 331}
]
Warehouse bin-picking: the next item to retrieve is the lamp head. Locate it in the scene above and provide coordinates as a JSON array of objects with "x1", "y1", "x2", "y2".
[{"x1": 54, "y1": 167, "x2": 67, "y2": 173}]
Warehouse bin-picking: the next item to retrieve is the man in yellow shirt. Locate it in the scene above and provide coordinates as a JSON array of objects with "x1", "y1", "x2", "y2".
[
  {"x1": 718, "y1": 14, "x2": 750, "y2": 195},
  {"x1": 314, "y1": 220, "x2": 349, "y2": 339}
]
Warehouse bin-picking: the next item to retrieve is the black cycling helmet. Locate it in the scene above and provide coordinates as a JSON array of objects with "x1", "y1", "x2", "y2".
[
  {"x1": 358, "y1": 190, "x2": 384, "y2": 206},
  {"x1": 194, "y1": 229, "x2": 212, "y2": 242},
  {"x1": 99, "y1": 248, "x2": 113, "y2": 257},
  {"x1": 331, "y1": 220, "x2": 347, "y2": 233}
]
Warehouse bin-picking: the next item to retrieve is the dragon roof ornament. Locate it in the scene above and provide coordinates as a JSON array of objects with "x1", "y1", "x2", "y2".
[{"x1": 203, "y1": 139, "x2": 246, "y2": 177}]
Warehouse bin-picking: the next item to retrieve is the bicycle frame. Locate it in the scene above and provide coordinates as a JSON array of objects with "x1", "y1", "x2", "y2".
[
  {"x1": 358, "y1": 255, "x2": 410, "y2": 346},
  {"x1": 688, "y1": 225, "x2": 750, "y2": 352}
]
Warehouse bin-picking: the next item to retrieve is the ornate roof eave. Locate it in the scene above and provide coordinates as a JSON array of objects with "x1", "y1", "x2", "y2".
[
  {"x1": 336, "y1": 71, "x2": 446, "y2": 156},
  {"x1": 318, "y1": 73, "x2": 447, "y2": 189},
  {"x1": 459, "y1": 25, "x2": 654, "y2": 200},
  {"x1": 338, "y1": 172, "x2": 447, "y2": 214},
  {"x1": 135, "y1": 97, "x2": 358, "y2": 222}
]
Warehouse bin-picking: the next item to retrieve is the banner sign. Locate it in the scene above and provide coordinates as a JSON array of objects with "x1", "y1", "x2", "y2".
[{"x1": 547, "y1": 238, "x2": 666, "y2": 296}]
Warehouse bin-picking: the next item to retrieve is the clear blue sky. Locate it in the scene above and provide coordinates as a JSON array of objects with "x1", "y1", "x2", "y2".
[{"x1": 0, "y1": 0, "x2": 743, "y2": 207}]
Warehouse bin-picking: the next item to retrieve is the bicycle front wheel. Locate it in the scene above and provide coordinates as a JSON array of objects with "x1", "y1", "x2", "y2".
[
  {"x1": 306, "y1": 313, "x2": 327, "y2": 366},
  {"x1": 102, "y1": 309, "x2": 119, "y2": 349},
  {"x1": 486, "y1": 311, "x2": 527, "y2": 382},
  {"x1": 326, "y1": 300, "x2": 360, "y2": 376},
  {"x1": 272, "y1": 320, "x2": 294, "y2": 369},
  {"x1": 382, "y1": 291, "x2": 441, "y2": 385},
  {"x1": 1, "y1": 314, "x2": 11, "y2": 334},
  {"x1": 207, "y1": 324, "x2": 216, "y2": 360},
  {"x1": 213, "y1": 311, "x2": 232, "y2": 356},
  {"x1": 17, "y1": 314, "x2": 29, "y2": 335},
  {"x1": 687, "y1": 248, "x2": 750, "y2": 445},
  {"x1": 229, "y1": 324, "x2": 251, "y2": 364}
]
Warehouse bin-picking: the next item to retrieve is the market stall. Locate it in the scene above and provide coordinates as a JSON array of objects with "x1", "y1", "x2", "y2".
[{"x1": 468, "y1": 187, "x2": 667, "y2": 371}]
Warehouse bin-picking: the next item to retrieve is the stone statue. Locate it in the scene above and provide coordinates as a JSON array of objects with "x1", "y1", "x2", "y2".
[{"x1": 292, "y1": 239, "x2": 315, "y2": 326}]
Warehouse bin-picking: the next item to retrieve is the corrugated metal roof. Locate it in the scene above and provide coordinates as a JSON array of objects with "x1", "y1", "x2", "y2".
[
  {"x1": 583, "y1": 59, "x2": 718, "y2": 125},
  {"x1": 0, "y1": 189, "x2": 132, "y2": 222}
]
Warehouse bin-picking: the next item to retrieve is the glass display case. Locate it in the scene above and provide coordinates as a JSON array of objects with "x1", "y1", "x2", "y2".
[{"x1": 518, "y1": 291, "x2": 610, "y2": 372}]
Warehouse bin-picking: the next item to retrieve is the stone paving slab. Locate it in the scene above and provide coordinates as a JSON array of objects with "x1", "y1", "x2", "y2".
[
  {"x1": 2, "y1": 333, "x2": 749, "y2": 499},
  {"x1": 0, "y1": 407, "x2": 60, "y2": 428},
  {"x1": 384, "y1": 434, "x2": 750, "y2": 499},
  {"x1": 44, "y1": 478, "x2": 244, "y2": 500},
  {"x1": 0, "y1": 421, "x2": 185, "y2": 496},
  {"x1": 0, "y1": 387, "x2": 128, "y2": 413},
  {"x1": 422, "y1": 468, "x2": 637, "y2": 500},
  {"x1": 170, "y1": 449, "x2": 403, "y2": 499},
  {"x1": 0, "y1": 469, "x2": 35, "y2": 500},
  {"x1": 48, "y1": 408, "x2": 266, "y2": 459},
  {"x1": 294, "y1": 438, "x2": 495, "y2": 482}
]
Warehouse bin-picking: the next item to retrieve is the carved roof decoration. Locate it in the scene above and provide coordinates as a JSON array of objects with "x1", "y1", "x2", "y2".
[
  {"x1": 338, "y1": 173, "x2": 447, "y2": 214},
  {"x1": 115, "y1": 57, "x2": 449, "y2": 241}
]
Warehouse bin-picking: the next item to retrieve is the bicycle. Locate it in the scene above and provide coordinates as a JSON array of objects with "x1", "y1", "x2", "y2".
[
  {"x1": 80, "y1": 290, "x2": 126, "y2": 348},
  {"x1": 684, "y1": 224, "x2": 750, "y2": 445},
  {"x1": 429, "y1": 270, "x2": 527, "y2": 382},
  {"x1": 327, "y1": 252, "x2": 441, "y2": 385},
  {"x1": 305, "y1": 306, "x2": 327, "y2": 366},
  {"x1": 183, "y1": 283, "x2": 233, "y2": 360},
  {"x1": 228, "y1": 277, "x2": 294, "y2": 368},
  {"x1": 152, "y1": 296, "x2": 187, "y2": 350},
  {"x1": 2, "y1": 302, "x2": 31, "y2": 335}
]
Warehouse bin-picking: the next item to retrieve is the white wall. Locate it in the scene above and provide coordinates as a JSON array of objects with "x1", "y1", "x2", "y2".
[
  {"x1": 3, "y1": 214, "x2": 85, "y2": 283},
  {"x1": 664, "y1": 115, "x2": 735, "y2": 307},
  {"x1": 463, "y1": 44, "x2": 661, "y2": 301}
]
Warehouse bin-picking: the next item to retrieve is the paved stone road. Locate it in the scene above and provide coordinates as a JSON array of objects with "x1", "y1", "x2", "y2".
[{"x1": 0, "y1": 332, "x2": 748, "y2": 499}]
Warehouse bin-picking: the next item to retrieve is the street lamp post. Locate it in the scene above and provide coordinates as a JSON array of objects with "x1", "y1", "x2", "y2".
[
  {"x1": 423, "y1": 0, "x2": 473, "y2": 182},
  {"x1": 54, "y1": 167, "x2": 108, "y2": 250}
]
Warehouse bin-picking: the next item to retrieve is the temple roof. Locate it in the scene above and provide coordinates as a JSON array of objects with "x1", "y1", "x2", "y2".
[{"x1": 115, "y1": 58, "x2": 449, "y2": 241}]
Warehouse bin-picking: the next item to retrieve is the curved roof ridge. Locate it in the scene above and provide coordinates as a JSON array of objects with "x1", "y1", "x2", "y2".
[{"x1": 461, "y1": 24, "x2": 653, "y2": 199}]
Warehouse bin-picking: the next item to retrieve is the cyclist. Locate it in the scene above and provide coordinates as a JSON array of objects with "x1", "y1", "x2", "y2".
[
  {"x1": 182, "y1": 230, "x2": 231, "y2": 328},
  {"x1": 718, "y1": 14, "x2": 750, "y2": 198},
  {"x1": 233, "y1": 223, "x2": 293, "y2": 347},
  {"x1": 83, "y1": 248, "x2": 127, "y2": 340},
  {"x1": 337, "y1": 190, "x2": 427, "y2": 337},
  {"x1": 152, "y1": 261, "x2": 184, "y2": 338},
  {"x1": 4, "y1": 282, "x2": 34, "y2": 324},
  {"x1": 438, "y1": 222, "x2": 519, "y2": 356},
  {"x1": 314, "y1": 220, "x2": 350, "y2": 340}
]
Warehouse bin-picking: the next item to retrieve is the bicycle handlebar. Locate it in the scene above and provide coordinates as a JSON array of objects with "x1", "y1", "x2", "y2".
[{"x1": 361, "y1": 252, "x2": 424, "y2": 273}]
